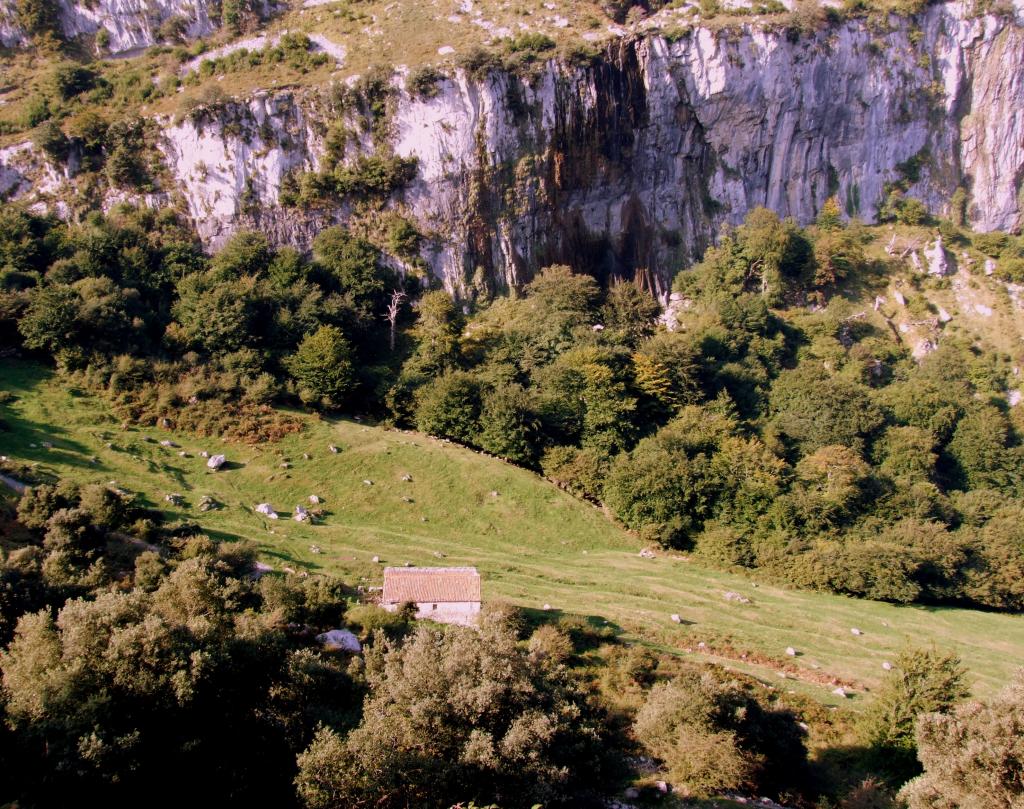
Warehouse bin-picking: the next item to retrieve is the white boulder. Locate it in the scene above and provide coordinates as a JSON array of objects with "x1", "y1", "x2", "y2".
[
  {"x1": 316, "y1": 629, "x2": 362, "y2": 653},
  {"x1": 207, "y1": 454, "x2": 226, "y2": 470}
]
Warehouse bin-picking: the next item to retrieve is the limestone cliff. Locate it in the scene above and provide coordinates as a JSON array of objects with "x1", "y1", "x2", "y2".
[
  {"x1": 3, "y1": 2, "x2": 1024, "y2": 295},
  {"x1": 0, "y1": 0, "x2": 228, "y2": 53}
]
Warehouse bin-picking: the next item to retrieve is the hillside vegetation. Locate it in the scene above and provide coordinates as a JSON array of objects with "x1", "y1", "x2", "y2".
[{"x1": 3, "y1": 358, "x2": 1023, "y2": 703}]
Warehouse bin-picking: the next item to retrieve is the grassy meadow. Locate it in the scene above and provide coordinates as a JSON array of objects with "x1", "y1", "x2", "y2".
[{"x1": 2, "y1": 358, "x2": 1022, "y2": 702}]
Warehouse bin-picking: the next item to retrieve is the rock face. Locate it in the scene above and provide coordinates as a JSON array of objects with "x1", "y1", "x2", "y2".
[
  {"x1": 5, "y1": 3, "x2": 1024, "y2": 294},
  {"x1": 0, "y1": 0, "x2": 225, "y2": 53}
]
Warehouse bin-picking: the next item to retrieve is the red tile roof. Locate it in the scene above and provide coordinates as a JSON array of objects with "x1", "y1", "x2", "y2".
[{"x1": 382, "y1": 567, "x2": 481, "y2": 604}]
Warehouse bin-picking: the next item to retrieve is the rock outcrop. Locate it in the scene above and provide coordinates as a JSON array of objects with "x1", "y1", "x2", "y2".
[
  {"x1": 0, "y1": 0, "x2": 225, "y2": 52},
  {"x1": 4, "y1": 2, "x2": 1024, "y2": 295}
]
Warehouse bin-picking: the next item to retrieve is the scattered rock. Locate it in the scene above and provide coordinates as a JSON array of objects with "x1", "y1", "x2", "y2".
[
  {"x1": 159, "y1": 439, "x2": 177, "y2": 448},
  {"x1": 164, "y1": 493, "x2": 185, "y2": 506},
  {"x1": 207, "y1": 454, "x2": 226, "y2": 470},
  {"x1": 697, "y1": 641, "x2": 706, "y2": 649},
  {"x1": 670, "y1": 613, "x2": 682, "y2": 623},
  {"x1": 851, "y1": 627, "x2": 863, "y2": 636},
  {"x1": 199, "y1": 450, "x2": 209, "y2": 458},
  {"x1": 159, "y1": 417, "x2": 172, "y2": 428},
  {"x1": 401, "y1": 473, "x2": 413, "y2": 482},
  {"x1": 490, "y1": 490, "x2": 499, "y2": 497},
  {"x1": 372, "y1": 555, "x2": 380, "y2": 563},
  {"x1": 893, "y1": 289, "x2": 906, "y2": 307},
  {"x1": 785, "y1": 646, "x2": 797, "y2": 656},
  {"x1": 624, "y1": 787, "x2": 640, "y2": 800},
  {"x1": 328, "y1": 445, "x2": 340, "y2": 453},
  {"x1": 198, "y1": 495, "x2": 219, "y2": 512},
  {"x1": 882, "y1": 661, "x2": 893, "y2": 671},
  {"x1": 938, "y1": 307, "x2": 953, "y2": 323},
  {"x1": 437, "y1": 44, "x2": 455, "y2": 55},
  {"x1": 280, "y1": 462, "x2": 291, "y2": 469},
  {"x1": 985, "y1": 257, "x2": 997, "y2": 276},
  {"x1": 542, "y1": 603, "x2": 552, "y2": 611},
  {"x1": 309, "y1": 494, "x2": 321, "y2": 504},
  {"x1": 302, "y1": 453, "x2": 311, "y2": 460},
  {"x1": 310, "y1": 544, "x2": 321, "y2": 553},
  {"x1": 638, "y1": 548, "x2": 656, "y2": 559},
  {"x1": 832, "y1": 687, "x2": 848, "y2": 698},
  {"x1": 294, "y1": 505, "x2": 310, "y2": 522},
  {"x1": 363, "y1": 479, "x2": 373, "y2": 486},
  {"x1": 654, "y1": 780, "x2": 670, "y2": 794},
  {"x1": 255, "y1": 503, "x2": 278, "y2": 519},
  {"x1": 178, "y1": 451, "x2": 188, "y2": 457},
  {"x1": 975, "y1": 302, "x2": 994, "y2": 317},
  {"x1": 723, "y1": 591, "x2": 751, "y2": 604}
]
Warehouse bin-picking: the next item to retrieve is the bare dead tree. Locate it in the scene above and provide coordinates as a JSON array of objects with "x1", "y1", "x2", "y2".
[{"x1": 384, "y1": 289, "x2": 408, "y2": 352}]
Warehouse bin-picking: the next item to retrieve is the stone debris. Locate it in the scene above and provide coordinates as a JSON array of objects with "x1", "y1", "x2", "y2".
[
  {"x1": 785, "y1": 646, "x2": 797, "y2": 656},
  {"x1": 490, "y1": 490, "x2": 499, "y2": 497},
  {"x1": 294, "y1": 505, "x2": 310, "y2": 522},
  {"x1": 882, "y1": 661, "x2": 893, "y2": 671},
  {"x1": 280, "y1": 462, "x2": 291, "y2": 469},
  {"x1": 372, "y1": 555, "x2": 381, "y2": 563},
  {"x1": 207, "y1": 454, "x2": 226, "y2": 470},
  {"x1": 199, "y1": 450, "x2": 209, "y2": 458},
  {"x1": 198, "y1": 495, "x2": 219, "y2": 512},
  {"x1": 302, "y1": 453, "x2": 311, "y2": 460},
  {"x1": 832, "y1": 687, "x2": 848, "y2": 698},
  {"x1": 159, "y1": 439, "x2": 178, "y2": 448},
  {"x1": 985, "y1": 257, "x2": 997, "y2": 275},
  {"x1": 255, "y1": 503, "x2": 278, "y2": 519},
  {"x1": 938, "y1": 307, "x2": 953, "y2": 323},
  {"x1": 363, "y1": 479, "x2": 373, "y2": 486},
  {"x1": 310, "y1": 544, "x2": 321, "y2": 553},
  {"x1": 975, "y1": 302, "x2": 994, "y2": 317},
  {"x1": 309, "y1": 494, "x2": 321, "y2": 504},
  {"x1": 178, "y1": 451, "x2": 188, "y2": 457},
  {"x1": 723, "y1": 591, "x2": 751, "y2": 604},
  {"x1": 401, "y1": 473, "x2": 413, "y2": 482},
  {"x1": 893, "y1": 289, "x2": 906, "y2": 306},
  {"x1": 851, "y1": 627, "x2": 863, "y2": 636},
  {"x1": 165, "y1": 493, "x2": 185, "y2": 506},
  {"x1": 670, "y1": 613, "x2": 682, "y2": 623},
  {"x1": 638, "y1": 548, "x2": 656, "y2": 559},
  {"x1": 329, "y1": 444, "x2": 340, "y2": 453},
  {"x1": 654, "y1": 780, "x2": 670, "y2": 794}
]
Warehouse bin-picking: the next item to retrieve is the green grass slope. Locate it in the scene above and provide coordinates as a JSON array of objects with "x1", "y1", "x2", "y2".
[{"x1": 2, "y1": 358, "x2": 1022, "y2": 701}]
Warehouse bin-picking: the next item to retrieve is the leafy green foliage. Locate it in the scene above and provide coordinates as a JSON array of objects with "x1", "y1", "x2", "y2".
[
  {"x1": 287, "y1": 325, "x2": 356, "y2": 408},
  {"x1": 295, "y1": 614, "x2": 610, "y2": 808},
  {"x1": 899, "y1": 670, "x2": 1024, "y2": 808}
]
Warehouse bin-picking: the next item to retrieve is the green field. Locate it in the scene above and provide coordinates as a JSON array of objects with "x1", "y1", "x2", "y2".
[{"x1": 2, "y1": 359, "x2": 1022, "y2": 702}]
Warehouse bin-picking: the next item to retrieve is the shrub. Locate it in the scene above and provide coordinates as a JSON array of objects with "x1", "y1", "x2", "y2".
[
  {"x1": 285, "y1": 325, "x2": 356, "y2": 409},
  {"x1": 405, "y1": 65, "x2": 444, "y2": 99},
  {"x1": 457, "y1": 47, "x2": 501, "y2": 82},
  {"x1": 32, "y1": 121, "x2": 69, "y2": 162},
  {"x1": 22, "y1": 94, "x2": 51, "y2": 128},
  {"x1": 51, "y1": 64, "x2": 97, "y2": 101}
]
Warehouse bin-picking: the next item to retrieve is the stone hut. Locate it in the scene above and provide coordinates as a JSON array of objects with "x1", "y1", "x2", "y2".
[{"x1": 381, "y1": 566, "x2": 482, "y2": 626}]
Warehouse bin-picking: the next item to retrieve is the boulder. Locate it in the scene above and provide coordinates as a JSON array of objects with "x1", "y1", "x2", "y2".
[
  {"x1": 851, "y1": 627, "x2": 863, "y2": 636},
  {"x1": 207, "y1": 454, "x2": 226, "y2": 470},
  {"x1": 924, "y1": 236, "x2": 955, "y2": 276},
  {"x1": 882, "y1": 661, "x2": 893, "y2": 671},
  {"x1": 785, "y1": 646, "x2": 797, "y2": 656},
  {"x1": 316, "y1": 629, "x2": 362, "y2": 653},
  {"x1": 832, "y1": 687, "x2": 848, "y2": 698},
  {"x1": 293, "y1": 505, "x2": 310, "y2": 522},
  {"x1": 309, "y1": 494, "x2": 321, "y2": 504},
  {"x1": 638, "y1": 548, "x2": 656, "y2": 559},
  {"x1": 670, "y1": 613, "x2": 682, "y2": 623},
  {"x1": 328, "y1": 444, "x2": 340, "y2": 453},
  {"x1": 723, "y1": 591, "x2": 751, "y2": 604},
  {"x1": 255, "y1": 503, "x2": 278, "y2": 519},
  {"x1": 159, "y1": 439, "x2": 178, "y2": 448}
]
